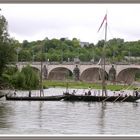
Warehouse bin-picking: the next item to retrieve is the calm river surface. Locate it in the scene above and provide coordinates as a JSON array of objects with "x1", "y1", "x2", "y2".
[{"x1": 0, "y1": 88, "x2": 140, "y2": 135}]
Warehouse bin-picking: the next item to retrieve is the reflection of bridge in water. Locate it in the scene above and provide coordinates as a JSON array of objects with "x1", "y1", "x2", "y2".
[{"x1": 16, "y1": 62, "x2": 140, "y2": 84}]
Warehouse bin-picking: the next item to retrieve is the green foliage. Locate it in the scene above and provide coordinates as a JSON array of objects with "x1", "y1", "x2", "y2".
[
  {"x1": 16, "y1": 37, "x2": 140, "y2": 63},
  {"x1": 72, "y1": 38, "x2": 80, "y2": 48},
  {"x1": 22, "y1": 40, "x2": 29, "y2": 48},
  {"x1": 96, "y1": 40, "x2": 105, "y2": 48},
  {"x1": 0, "y1": 14, "x2": 8, "y2": 42},
  {"x1": 0, "y1": 13, "x2": 16, "y2": 79},
  {"x1": 18, "y1": 49, "x2": 32, "y2": 61},
  {"x1": 4, "y1": 66, "x2": 18, "y2": 75},
  {"x1": 11, "y1": 71, "x2": 25, "y2": 89},
  {"x1": 2, "y1": 66, "x2": 18, "y2": 84},
  {"x1": 7, "y1": 65, "x2": 40, "y2": 90},
  {"x1": 20, "y1": 65, "x2": 39, "y2": 89}
]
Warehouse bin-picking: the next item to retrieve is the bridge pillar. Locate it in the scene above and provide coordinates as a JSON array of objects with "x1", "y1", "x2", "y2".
[
  {"x1": 73, "y1": 65, "x2": 80, "y2": 81},
  {"x1": 108, "y1": 65, "x2": 116, "y2": 83},
  {"x1": 42, "y1": 65, "x2": 48, "y2": 80}
]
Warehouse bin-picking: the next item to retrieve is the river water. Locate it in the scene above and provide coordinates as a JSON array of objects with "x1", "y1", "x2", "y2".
[{"x1": 0, "y1": 88, "x2": 140, "y2": 135}]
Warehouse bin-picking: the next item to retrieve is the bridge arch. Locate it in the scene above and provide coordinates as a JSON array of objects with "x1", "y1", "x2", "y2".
[
  {"x1": 80, "y1": 67, "x2": 108, "y2": 82},
  {"x1": 30, "y1": 66, "x2": 40, "y2": 73},
  {"x1": 48, "y1": 67, "x2": 73, "y2": 80},
  {"x1": 117, "y1": 68, "x2": 140, "y2": 84}
]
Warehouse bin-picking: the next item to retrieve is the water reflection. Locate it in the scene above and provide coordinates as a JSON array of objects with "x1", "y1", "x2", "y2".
[
  {"x1": 0, "y1": 101, "x2": 13, "y2": 128},
  {"x1": 98, "y1": 102, "x2": 107, "y2": 134},
  {"x1": 87, "y1": 102, "x2": 91, "y2": 108},
  {"x1": 38, "y1": 101, "x2": 44, "y2": 128},
  {"x1": 133, "y1": 102, "x2": 139, "y2": 108}
]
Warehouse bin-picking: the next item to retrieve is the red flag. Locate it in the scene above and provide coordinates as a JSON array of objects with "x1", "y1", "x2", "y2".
[{"x1": 98, "y1": 14, "x2": 107, "y2": 32}]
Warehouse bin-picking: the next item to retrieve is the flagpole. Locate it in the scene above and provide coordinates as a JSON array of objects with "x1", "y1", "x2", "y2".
[
  {"x1": 102, "y1": 13, "x2": 107, "y2": 97},
  {"x1": 97, "y1": 12, "x2": 108, "y2": 96}
]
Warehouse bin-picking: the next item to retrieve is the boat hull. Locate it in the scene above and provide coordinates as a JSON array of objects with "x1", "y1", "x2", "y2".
[
  {"x1": 5, "y1": 95, "x2": 65, "y2": 101},
  {"x1": 63, "y1": 95, "x2": 140, "y2": 102}
]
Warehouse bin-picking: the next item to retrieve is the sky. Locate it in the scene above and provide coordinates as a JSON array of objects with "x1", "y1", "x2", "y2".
[{"x1": 0, "y1": 4, "x2": 140, "y2": 44}]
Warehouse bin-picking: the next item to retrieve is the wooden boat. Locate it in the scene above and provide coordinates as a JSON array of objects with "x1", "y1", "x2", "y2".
[
  {"x1": 63, "y1": 94, "x2": 140, "y2": 102},
  {"x1": 5, "y1": 94, "x2": 65, "y2": 101}
]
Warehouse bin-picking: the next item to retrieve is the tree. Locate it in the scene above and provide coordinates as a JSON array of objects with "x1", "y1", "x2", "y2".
[
  {"x1": 18, "y1": 49, "x2": 32, "y2": 61},
  {"x1": 96, "y1": 40, "x2": 105, "y2": 48},
  {"x1": 0, "y1": 12, "x2": 15, "y2": 77},
  {"x1": 11, "y1": 71, "x2": 25, "y2": 89},
  {"x1": 11, "y1": 65, "x2": 39, "y2": 89},
  {"x1": 21, "y1": 65, "x2": 39, "y2": 89},
  {"x1": 22, "y1": 40, "x2": 29, "y2": 48},
  {"x1": 0, "y1": 13, "x2": 8, "y2": 42},
  {"x1": 72, "y1": 38, "x2": 80, "y2": 48}
]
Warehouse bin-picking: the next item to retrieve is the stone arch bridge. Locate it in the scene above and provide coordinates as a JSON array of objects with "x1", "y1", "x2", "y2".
[{"x1": 16, "y1": 62, "x2": 140, "y2": 84}]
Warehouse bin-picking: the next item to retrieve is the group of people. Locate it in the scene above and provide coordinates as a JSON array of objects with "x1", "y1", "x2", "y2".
[
  {"x1": 112, "y1": 89, "x2": 140, "y2": 97},
  {"x1": 71, "y1": 88, "x2": 140, "y2": 97},
  {"x1": 85, "y1": 90, "x2": 91, "y2": 95},
  {"x1": 71, "y1": 87, "x2": 92, "y2": 96}
]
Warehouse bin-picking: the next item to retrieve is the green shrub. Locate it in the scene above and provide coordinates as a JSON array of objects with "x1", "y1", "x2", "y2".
[{"x1": 21, "y1": 65, "x2": 39, "y2": 89}]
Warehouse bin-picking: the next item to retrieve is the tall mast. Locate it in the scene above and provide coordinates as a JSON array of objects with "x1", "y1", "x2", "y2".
[
  {"x1": 102, "y1": 13, "x2": 107, "y2": 96},
  {"x1": 40, "y1": 45, "x2": 43, "y2": 97}
]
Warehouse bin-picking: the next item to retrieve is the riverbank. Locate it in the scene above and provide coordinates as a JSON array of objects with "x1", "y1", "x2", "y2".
[{"x1": 43, "y1": 80, "x2": 136, "y2": 91}]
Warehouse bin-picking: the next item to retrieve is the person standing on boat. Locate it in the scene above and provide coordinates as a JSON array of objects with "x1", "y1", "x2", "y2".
[
  {"x1": 113, "y1": 91, "x2": 116, "y2": 96},
  {"x1": 98, "y1": 90, "x2": 100, "y2": 96},
  {"x1": 85, "y1": 92, "x2": 87, "y2": 95},
  {"x1": 133, "y1": 88, "x2": 139, "y2": 97},
  {"x1": 14, "y1": 90, "x2": 17, "y2": 96},
  {"x1": 29, "y1": 90, "x2": 31, "y2": 97},
  {"x1": 88, "y1": 87, "x2": 92, "y2": 95},
  {"x1": 88, "y1": 90, "x2": 91, "y2": 95},
  {"x1": 135, "y1": 90, "x2": 139, "y2": 97},
  {"x1": 72, "y1": 90, "x2": 76, "y2": 95},
  {"x1": 94, "y1": 90, "x2": 97, "y2": 96}
]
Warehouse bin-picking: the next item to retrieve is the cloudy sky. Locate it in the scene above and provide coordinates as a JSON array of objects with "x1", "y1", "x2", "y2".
[{"x1": 0, "y1": 4, "x2": 140, "y2": 44}]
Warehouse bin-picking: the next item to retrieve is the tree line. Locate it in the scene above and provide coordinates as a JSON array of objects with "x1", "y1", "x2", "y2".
[{"x1": 16, "y1": 37, "x2": 140, "y2": 64}]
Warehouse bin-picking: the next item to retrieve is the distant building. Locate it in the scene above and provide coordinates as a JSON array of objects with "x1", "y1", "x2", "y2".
[{"x1": 80, "y1": 42, "x2": 90, "y2": 47}]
